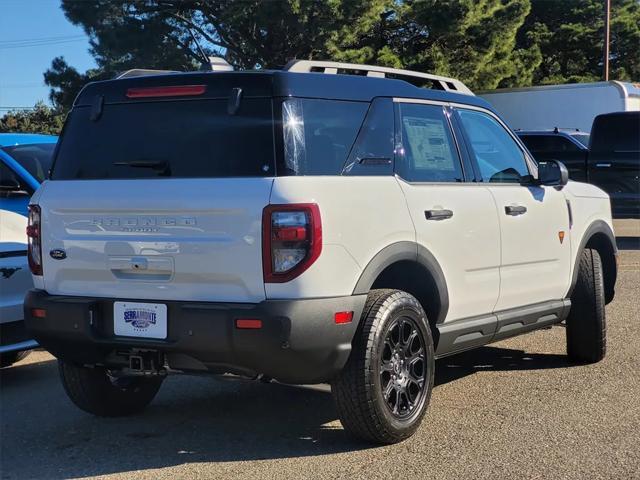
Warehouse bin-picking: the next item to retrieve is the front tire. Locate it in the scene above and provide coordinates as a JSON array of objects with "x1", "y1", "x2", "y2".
[
  {"x1": 566, "y1": 248, "x2": 606, "y2": 363},
  {"x1": 58, "y1": 360, "x2": 164, "y2": 416},
  {"x1": 332, "y1": 289, "x2": 434, "y2": 444}
]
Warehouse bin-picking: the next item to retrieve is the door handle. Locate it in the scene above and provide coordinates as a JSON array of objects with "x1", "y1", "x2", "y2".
[
  {"x1": 505, "y1": 205, "x2": 527, "y2": 216},
  {"x1": 425, "y1": 209, "x2": 453, "y2": 221},
  {"x1": 596, "y1": 163, "x2": 611, "y2": 168}
]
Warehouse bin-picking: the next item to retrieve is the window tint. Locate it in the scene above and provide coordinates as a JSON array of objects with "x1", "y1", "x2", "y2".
[
  {"x1": 343, "y1": 98, "x2": 394, "y2": 176},
  {"x1": 52, "y1": 98, "x2": 275, "y2": 180},
  {"x1": 396, "y1": 103, "x2": 463, "y2": 182},
  {"x1": 519, "y1": 135, "x2": 581, "y2": 153},
  {"x1": 281, "y1": 98, "x2": 368, "y2": 175},
  {"x1": 2, "y1": 143, "x2": 56, "y2": 182},
  {"x1": 457, "y1": 109, "x2": 529, "y2": 183},
  {"x1": 590, "y1": 112, "x2": 640, "y2": 152}
]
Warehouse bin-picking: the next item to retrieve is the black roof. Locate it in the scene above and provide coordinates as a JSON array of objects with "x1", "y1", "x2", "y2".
[{"x1": 74, "y1": 70, "x2": 493, "y2": 111}]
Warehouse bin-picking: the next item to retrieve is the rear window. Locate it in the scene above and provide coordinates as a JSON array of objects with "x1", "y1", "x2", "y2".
[
  {"x1": 51, "y1": 98, "x2": 275, "y2": 179},
  {"x1": 2, "y1": 143, "x2": 56, "y2": 182},
  {"x1": 590, "y1": 113, "x2": 640, "y2": 152}
]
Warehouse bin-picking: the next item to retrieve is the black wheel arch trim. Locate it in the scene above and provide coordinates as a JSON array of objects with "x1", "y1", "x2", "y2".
[
  {"x1": 568, "y1": 219, "x2": 617, "y2": 304},
  {"x1": 352, "y1": 241, "x2": 449, "y2": 324}
]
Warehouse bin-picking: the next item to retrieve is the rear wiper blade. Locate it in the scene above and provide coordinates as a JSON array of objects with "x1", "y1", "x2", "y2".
[{"x1": 113, "y1": 160, "x2": 168, "y2": 169}]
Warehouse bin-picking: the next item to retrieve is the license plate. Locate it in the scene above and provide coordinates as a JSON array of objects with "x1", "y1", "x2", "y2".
[{"x1": 114, "y1": 302, "x2": 167, "y2": 339}]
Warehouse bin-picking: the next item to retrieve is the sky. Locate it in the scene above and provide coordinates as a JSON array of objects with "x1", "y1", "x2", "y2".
[{"x1": 0, "y1": 0, "x2": 96, "y2": 112}]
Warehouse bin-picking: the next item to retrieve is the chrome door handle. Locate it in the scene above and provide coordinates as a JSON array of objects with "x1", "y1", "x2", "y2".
[
  {"x1": 425, "y1": 209, "x2": 453, "y2": 221},
  {"x1": 505, "y1": 205, "x2": 527, "y2": 216},
  {"x1": 596, "y1": 163, "x2": 611, "y2": 167}
]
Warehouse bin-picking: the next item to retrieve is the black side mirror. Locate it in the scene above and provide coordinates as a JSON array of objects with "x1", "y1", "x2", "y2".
[{"x1": 537, "y1": 160, "x2": 569, "y2": 187}]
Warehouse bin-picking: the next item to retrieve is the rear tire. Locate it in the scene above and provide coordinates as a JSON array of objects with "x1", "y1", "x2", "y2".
[
  {"x1": 0, "y1": 350, "x2": 30, "y2": 368},
  {"x1": 332, "y1": 289, "x2": 434, "y2": 444},
  {"x1": 58, "y1": 360, "x2": 163, "y2": 416},
  {"x1": 566, "y1": 248, "x2": 606, "y2": 363}
]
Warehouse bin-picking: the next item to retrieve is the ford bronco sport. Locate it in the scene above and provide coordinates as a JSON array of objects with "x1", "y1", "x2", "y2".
[{"x1": 24, "y1": 61, "x2": 618, "y2": 444}]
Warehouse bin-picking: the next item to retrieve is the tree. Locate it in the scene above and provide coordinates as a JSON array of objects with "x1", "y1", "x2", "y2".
[
  {"x1": 397, "y1": 0, "x2": 541, "y2": 90},
  {"x1": 518, "y1": 0, "x2": 640, "y2": 84},
  {"x1": 46, "y1": 0, "x2": 397, "y2": 111},
  {"x1": 0, "y1": 102, "x2": 65, "y2": 135}
]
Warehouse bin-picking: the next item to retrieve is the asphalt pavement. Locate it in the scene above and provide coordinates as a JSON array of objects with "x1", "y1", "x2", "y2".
[{"x1": 1, "y1": 241, "x2": 638, "y2": 480}]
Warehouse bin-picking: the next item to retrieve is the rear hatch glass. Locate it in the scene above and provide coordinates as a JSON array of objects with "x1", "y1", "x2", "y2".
[{"x1": 52, "y1": 98, "x2": 275, "y2": 179}]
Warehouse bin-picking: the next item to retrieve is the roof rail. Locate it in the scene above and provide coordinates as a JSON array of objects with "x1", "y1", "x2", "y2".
[
  {"x1": 114, "y1": 69, "x2": 180, "y2": 79},
  {"x1": 284, "y1": 60, "x2": 474, "y2": 96}
]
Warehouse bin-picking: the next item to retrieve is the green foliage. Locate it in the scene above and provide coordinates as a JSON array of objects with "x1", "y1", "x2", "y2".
[
  {"x1": 43, "y1": 0, "x2": 640, "y2": 115},
  {"x1": 0, "y1": 102, "x2": 65, "y2": 135},
  {"x1": 519, "y1": 0, "x2": 640, "y2": 84},
  {"x1": 399, "y1": 0, "x2": 541, "y2": 89}
]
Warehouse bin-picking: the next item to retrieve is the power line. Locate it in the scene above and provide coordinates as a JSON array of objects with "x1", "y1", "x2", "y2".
[
  {"x1": 0, "y1": 38, "x2": 87, "y2": 50},
  {"x1": 0, "y1": 34, "x2": 86, "y2": 45}
]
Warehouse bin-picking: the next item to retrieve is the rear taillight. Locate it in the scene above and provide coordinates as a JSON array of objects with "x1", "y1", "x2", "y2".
[
  {"x1": 125, "y1": 85, "x2": 206, "y2": 99},
  {"x1": 27, "y1": 205, "x2": 42, "y2": 276},
  {"x1": 262, "y1": 204, "x2": 322, "y2": 283}
]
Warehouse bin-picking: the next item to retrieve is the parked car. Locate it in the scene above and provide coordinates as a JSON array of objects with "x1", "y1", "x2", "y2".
[
  {"x1": 518, "y1": 111, "x2": 640, "y2": 218},
  {"x1": 0, "y1": 133, "x2": 57, "y2": 366},
  {"x1": 0, "y1": 210, "x2": 37, "y2": 367},
  {"x1": 0, "y1": 133, "x2": 58, "y2": 216},
  {"x1": 25, "y1": 61, "x2": 617, "y2": 444}
]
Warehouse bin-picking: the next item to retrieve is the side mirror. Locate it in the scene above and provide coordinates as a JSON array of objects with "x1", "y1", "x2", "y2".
[{"x1": 537, "y1": 160, "x2": 569, "y2": 187}]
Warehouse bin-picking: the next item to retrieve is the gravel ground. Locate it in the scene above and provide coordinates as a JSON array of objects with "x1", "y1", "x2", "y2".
[{"x1": 1, "y1": 245, "x2": 638, "y2": 480}]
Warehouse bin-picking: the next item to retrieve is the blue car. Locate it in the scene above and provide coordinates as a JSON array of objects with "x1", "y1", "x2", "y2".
[{"x1": 0, "y1": 133, "x2": 58, "y2": 216}]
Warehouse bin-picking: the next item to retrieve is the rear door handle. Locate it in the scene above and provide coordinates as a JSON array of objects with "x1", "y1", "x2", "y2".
[
  {"x1": 425, "y1": 209, "x2": 453, "y2": 221},
  {"x1": 596, "y1": 163, "x2": 611, "y2": 168},
  {"x1": 505, "y1": 205, "x2": 527, "y2": 216}
]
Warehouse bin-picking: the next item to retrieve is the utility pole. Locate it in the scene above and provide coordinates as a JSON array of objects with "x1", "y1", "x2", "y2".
[{"x1": 603, "y1": 0, "x2": 611, "y2": 81}]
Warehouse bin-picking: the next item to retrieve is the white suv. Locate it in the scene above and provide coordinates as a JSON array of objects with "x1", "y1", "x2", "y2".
[{"x1": 24, "y1": 61, "x2": 617, "y2": 444}]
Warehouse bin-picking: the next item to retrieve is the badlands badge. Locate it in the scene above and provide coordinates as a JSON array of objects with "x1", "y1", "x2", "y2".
[{"x1": 558, "y1": 231, "x2": 565, "y2": 244}]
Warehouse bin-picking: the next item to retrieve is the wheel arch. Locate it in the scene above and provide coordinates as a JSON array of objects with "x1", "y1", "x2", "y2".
[
  {"x1": 352, "y1": 242, "x2": 449, "y2": 325},
  {"x1": 569, "y1": 220, "x2": 617, "y2": 304}
]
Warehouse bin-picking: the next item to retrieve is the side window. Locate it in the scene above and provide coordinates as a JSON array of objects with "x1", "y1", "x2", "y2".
[
  {"x1": 457, "y1": 109, "x2": 530, "y2": 183},
  {"x1": 0, "y1": 161, "x2": 30, "y2": 197},
  {"x1": 396, "y1": 103, "x2": 463, "y2": 182},
  {"x1": 343, "y1": 98, "x2": 394, "y2": 176}
]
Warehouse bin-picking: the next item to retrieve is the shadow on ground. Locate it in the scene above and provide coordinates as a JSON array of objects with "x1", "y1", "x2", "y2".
[{"x1": 1, "y1": 343, "x2": 573, "y2": 479}]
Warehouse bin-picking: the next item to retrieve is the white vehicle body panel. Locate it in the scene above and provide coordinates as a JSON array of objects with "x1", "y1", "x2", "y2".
[
  {"x1": 36, "y1": 178, "x2": 273, "y2": 303},
  {"x1": 480, "y1": 81, "x2": 640, "y2": 132},
  {"x1": 397, "y1": 181, "x2": 501, "y2": 322},
  {"x1": 0, "y1": 210, "x2": 32, "y2": 324},
  {"x1": 487, "y1": 185, "x2": 572, "y2": 311},
  {"x1": 266, "y1": 176, "x2": 413, "y2": 299}
]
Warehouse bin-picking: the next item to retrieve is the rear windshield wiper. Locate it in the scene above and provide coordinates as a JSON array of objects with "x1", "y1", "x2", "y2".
[{"x1": 113, "y1": 160, "x2": 171, "y2": 176}]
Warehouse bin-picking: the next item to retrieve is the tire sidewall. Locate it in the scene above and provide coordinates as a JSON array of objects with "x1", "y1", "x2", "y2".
[{"x1": 368, "y1": 296, "x2": 435, "y2": 434}]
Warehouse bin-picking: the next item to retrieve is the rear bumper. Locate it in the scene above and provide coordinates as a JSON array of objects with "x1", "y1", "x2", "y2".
[{"x1": 24, "y1": 290, "x2": 366, "y2": 384}]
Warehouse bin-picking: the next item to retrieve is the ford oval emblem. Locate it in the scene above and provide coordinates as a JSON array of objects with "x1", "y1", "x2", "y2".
[{"x1": 50, "y1": 249, "x2": 67, "y2": 260}]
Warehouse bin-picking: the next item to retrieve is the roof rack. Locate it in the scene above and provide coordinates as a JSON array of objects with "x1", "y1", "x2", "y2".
[
  {"x1": 114, "y1": 69, "x2": 180, "y2": 79},
  {"x1": 284, "y1": 60, "x2": 474, "y2": 96}
]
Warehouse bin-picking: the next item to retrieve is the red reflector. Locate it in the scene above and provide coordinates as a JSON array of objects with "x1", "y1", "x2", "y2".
[
  {"x1": 31, "y1": 308, "x2": 46, "y2": 318},
  {"x1": 26, "y1": 225, "x2": 39, "y2": 238},
  {"x1": 236, "y1": 319, "x2": 262, "y2": 329},
  {"x1": 334, "y1": 311, "x2": 353, "y2": 324},
  {"x1": 273, "y1": 226, "x2": 308, "y2": 242},
  {"x1": 126, "y1": 85, "x2": 206, "y2": 99}
]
